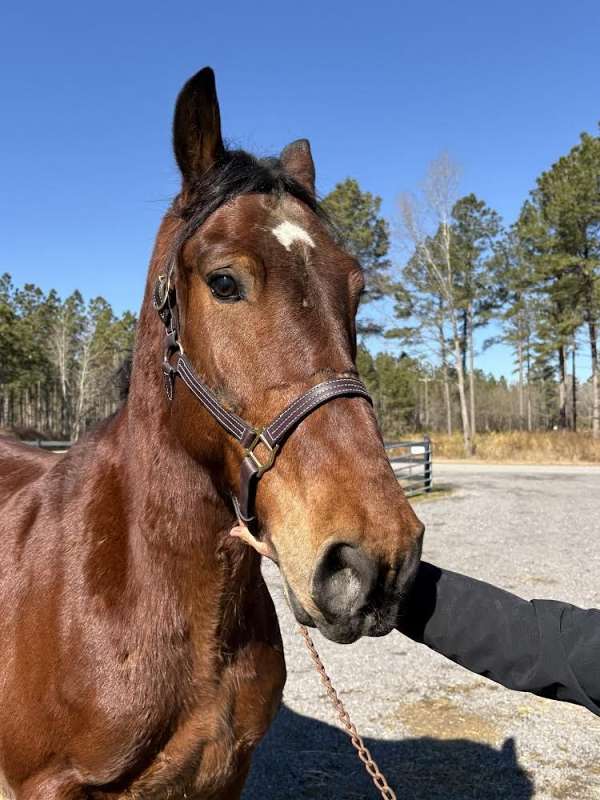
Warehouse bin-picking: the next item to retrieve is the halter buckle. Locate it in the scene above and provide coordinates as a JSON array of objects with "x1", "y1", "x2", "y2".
[
  {"x1": 153, "y1": 273, "x2": 171, "y2": 311},
  {"x1": 244, "y1": 428, "x2": 280, "y2": 478}
]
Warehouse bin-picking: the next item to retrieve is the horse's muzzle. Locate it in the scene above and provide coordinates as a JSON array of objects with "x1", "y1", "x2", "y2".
[{"x1": 284, "y1": 536, "x2": 422, "y2": 644}]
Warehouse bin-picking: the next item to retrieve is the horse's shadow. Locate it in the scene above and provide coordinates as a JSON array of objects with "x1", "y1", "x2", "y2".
[{"x1": 243, "y1": 704, "x2": 534, "y2": 799}]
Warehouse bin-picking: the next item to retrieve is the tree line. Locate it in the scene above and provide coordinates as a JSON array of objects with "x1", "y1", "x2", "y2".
[
  {"x1": 0, "y1": 275, "x2": 135, "y2": 439},
  {"x1": 1, "y1": 126, "x2": 598, "y2": 447},
  {"x1": 325, "y1": 127, "x2": 600, "y2": 452}
]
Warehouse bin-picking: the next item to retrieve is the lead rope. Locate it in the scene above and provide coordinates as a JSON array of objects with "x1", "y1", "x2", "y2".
[{"x1": 297, "y1": 625, "x2": 398, "y2": 800}]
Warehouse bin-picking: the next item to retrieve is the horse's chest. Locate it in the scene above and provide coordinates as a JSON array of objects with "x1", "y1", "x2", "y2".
[{"x1": 127, "y1": 638, "x2": 286, "y2": 798}]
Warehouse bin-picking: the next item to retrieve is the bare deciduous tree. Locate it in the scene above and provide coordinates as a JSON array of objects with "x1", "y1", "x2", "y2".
[{"x1": 397, "y1": 153, "x2": 474, "y2": 455}]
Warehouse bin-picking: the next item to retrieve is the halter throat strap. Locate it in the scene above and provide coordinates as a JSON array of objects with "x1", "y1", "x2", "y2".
[{"x1": 153, "y1": 271, "x2": 372, "y2": 528}]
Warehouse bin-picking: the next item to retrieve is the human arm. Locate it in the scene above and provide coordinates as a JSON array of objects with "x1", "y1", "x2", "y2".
[{"x1": 396, "y1": 562, "x2": 600, "y2": 716}]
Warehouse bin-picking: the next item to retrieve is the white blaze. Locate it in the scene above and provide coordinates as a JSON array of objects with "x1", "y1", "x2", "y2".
[{"x1": 272, "y1": 220, "x2": 315, "y2": 251}]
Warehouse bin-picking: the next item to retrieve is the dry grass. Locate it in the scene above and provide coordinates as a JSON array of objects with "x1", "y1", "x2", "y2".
[
  {"x1": 409, "y1": 485, "x2": 454, "y2": 503},
  {"x1": 430, "y1": 431, "x2": 600, "y2": 464}
]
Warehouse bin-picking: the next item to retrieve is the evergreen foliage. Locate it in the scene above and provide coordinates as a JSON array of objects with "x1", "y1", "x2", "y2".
[
  {"x1": 3, "y1": 127, "x2": 600, "y2": 442},
  {"x1": 0, "y1": 274, "x2": 136, "y2": 438},
  {"x1": 321, "y1": 178, "x2": 391, "y2": 334}
]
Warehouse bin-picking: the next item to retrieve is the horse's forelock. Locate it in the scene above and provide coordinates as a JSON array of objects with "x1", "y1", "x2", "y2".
[{"x1": 175, "y1": 148, "x2": 327, "y2": 235}]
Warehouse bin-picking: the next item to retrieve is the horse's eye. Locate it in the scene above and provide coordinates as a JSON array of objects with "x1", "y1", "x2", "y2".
[{"x1": 208, "y1": 273, "x2": 242, "y2": 302}]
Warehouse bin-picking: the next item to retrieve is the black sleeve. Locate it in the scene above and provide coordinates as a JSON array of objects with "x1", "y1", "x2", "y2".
[{"x1": 397, "y1": 562, "x2": 600, "y2": 716}]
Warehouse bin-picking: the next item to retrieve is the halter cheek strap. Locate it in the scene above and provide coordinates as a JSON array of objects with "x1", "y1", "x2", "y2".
[{"x1": 153, "y1": 272, "x2": 372, "y2": 529}]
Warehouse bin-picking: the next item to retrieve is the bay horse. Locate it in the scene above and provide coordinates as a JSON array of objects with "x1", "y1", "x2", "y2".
[{"x1": 0, "y1": 68, "x2": 424, "y2": 799}]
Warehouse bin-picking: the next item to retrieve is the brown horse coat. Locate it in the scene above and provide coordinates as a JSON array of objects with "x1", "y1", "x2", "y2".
[
  {"x1": 0, "y1": 410, "x2": 285, "y2": 799},
  {"x1": 0, "y1": 68, "x2": 423, "y2": 799}
]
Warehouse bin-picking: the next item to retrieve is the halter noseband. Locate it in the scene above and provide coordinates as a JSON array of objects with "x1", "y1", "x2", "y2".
[{"x1": 153, "y1": 269, "x2": 372, "y2": 530}]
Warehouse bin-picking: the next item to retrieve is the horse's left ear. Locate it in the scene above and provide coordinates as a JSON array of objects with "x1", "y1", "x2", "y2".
[
  {"x1": 173, "y1": 67, "x2": 225, "y2": 184},
  {"x1": 280, "y1": 139, "x2": 316, "y2": 196}
]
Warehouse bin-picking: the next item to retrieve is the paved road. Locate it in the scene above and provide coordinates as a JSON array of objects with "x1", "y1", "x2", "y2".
[{"x1": 243, "y1": 463, "x2": 600, "y2": 800}]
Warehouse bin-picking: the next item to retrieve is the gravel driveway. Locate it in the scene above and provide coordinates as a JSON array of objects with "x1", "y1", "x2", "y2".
[{"x1": 243, "y1": 463, "x2": 600, "y2": 800}]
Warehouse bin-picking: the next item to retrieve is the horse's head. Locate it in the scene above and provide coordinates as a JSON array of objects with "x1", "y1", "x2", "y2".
[{"x1": 154, "y1": 68, "x2": 423, "y2": 643}]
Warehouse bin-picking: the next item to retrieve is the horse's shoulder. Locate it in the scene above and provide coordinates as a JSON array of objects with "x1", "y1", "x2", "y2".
[{"x1": 0, "y1": 438, "x2": 59, "y2": 505}]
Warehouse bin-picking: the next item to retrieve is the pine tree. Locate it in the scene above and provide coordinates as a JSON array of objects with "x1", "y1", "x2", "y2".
[
  {"x1": 533, "y1": 131, "x2": 600, "y2": 436},
  {"x1": 321, "y1": 178, "x2": 391, "y2": 334},
  {"x1": 450, "y1": 194, "x2": 503, "y2": 436},
  {"x1": 0, "y1": 275, "x2": 136, "y2": 438},
  {"x1": 499, "y1": 216, "x2": 538, "y2": 430}
]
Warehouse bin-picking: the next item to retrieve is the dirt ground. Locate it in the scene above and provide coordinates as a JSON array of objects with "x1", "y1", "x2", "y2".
[{"x1": 244, "y1": 463, "x2": 600, "y2": 800}]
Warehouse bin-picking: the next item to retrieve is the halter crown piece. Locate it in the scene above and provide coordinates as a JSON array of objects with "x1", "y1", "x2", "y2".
[{"x1": 153, "y1": 268, "x2": 372, "y2": 531}]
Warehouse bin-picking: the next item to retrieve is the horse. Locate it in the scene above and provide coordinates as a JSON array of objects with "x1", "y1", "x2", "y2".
[{"x1": 0, "y1": 67, "x2": 424, "y2": 799}]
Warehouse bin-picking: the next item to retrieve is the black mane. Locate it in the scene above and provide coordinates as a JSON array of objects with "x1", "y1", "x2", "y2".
[{"x1": 175, "y1": 148, "x2": 326, "y2": 235}]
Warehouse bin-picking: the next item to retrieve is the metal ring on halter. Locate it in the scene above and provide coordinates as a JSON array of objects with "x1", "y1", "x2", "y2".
[{"x1": 243, "y1": 428, "x2": 280, "y2": 479}]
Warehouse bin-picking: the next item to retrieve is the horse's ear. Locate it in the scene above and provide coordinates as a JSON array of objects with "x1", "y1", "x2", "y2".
[
  {"x1": 173, "y1": 67, "x2": 225, "y2": 183},
  {"x1": 280, "y1": 139, "x2": 316, "y2": 196}
]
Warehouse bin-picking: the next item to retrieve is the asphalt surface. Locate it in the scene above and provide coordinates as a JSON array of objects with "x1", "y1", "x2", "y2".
[{"x1": 243, "y1": 463, "x2": 600, "y2": 800}]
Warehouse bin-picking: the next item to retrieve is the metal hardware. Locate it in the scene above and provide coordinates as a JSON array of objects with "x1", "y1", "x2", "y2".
[
  {"x1": 166, "y1": 338, "x2": 184, "y2": 357},
  {"x1": 153, "y1": 273, "x2": 170, "y2": 311},
  {"x1": 243, "y1": 428, "x2": 280, "y2": 477}
]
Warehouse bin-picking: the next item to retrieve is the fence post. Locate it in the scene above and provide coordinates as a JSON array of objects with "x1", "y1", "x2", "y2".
[{"x1": 424, "y1": 435, "x2": 432, "y2": 492}]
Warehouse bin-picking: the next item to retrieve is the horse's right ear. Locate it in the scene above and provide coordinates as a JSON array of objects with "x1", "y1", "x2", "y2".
[
  {"x1": 173, "y1": 67, "x2": 225, "y2": 184},
  {"x1": 280, "y1": 139, "x2": 316, "y2": 196}
]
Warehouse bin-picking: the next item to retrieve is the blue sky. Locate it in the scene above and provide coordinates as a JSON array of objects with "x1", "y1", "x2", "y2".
[{"x1": 1, "y1": 1, "x2": 599, "y2": 379}]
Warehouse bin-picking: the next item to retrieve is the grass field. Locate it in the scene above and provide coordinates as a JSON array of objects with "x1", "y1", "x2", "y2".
[{"x1": 429, "y1": 430, "x2": 600, "y2": 464}]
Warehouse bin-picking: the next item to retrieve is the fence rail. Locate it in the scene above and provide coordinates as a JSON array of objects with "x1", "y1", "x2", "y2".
[
  {"x1": 26, "y1": 437, "x2": 434, "y2": 496},
  {"x1": 27, "y1": 439, "x2": 72, "y2": 451},
  {"x1": 385, "y1": 436, "x2": 433, "y2": 497}
]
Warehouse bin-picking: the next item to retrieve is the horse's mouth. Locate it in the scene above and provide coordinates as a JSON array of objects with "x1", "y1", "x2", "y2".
[
  {"x1": 280, "y1": 572, "x2": 401, "y2": 645},
  {"x1": 230, "y1": 522, "x2": 415, "y2": 644}
]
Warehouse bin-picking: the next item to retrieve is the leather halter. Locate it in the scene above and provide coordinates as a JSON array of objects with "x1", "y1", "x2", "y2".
[{"x1": 153, "y1": 269, "x2": 372, "y2": 529}]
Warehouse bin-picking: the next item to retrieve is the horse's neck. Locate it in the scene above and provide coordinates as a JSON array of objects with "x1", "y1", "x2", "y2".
[
  {"x1": 113, "y1": 227, "x2": 256, "y2": 605},
  {"x1": 123, "y1": 322, "x2": 229, "y2": 556},
  {"x1": 74, "y1": 402, "x2": 262, "y2": 672}
]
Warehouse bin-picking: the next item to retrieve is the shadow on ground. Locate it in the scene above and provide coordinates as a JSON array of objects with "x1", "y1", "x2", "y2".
[{"x1": 243, "y1": 705, "x2": 534, "y2": 799}]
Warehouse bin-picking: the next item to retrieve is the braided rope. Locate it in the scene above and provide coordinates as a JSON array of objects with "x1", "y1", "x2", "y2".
[{"x1": 298, "y1": 625, "x2": 398, "y2": 800}]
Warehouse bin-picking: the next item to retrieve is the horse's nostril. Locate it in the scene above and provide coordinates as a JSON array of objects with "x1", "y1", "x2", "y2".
[{"x1": 310, "y1": 540, "x2": 378, "y2": 622}]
